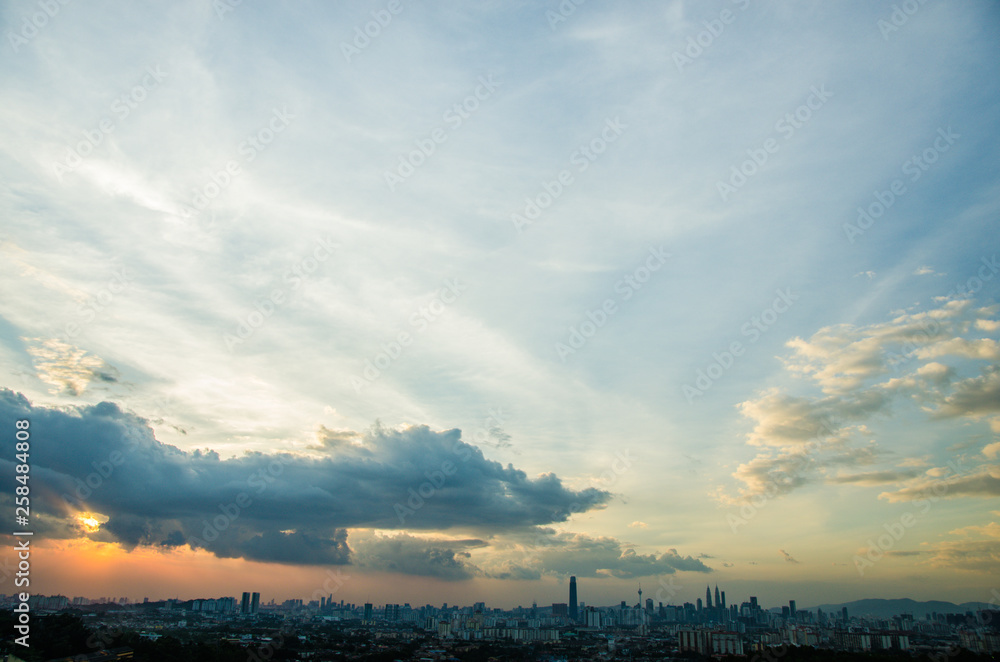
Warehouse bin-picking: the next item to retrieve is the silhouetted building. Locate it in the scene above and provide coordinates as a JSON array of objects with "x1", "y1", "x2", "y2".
[
  {"x1": 679, "y1": 630, "x2": 743, "y2": 655},
  {"x1": 569, "y1": 576, "x2": 578, "y2": 621},
  {"x1": 251, "y1": 592, "x2": 260, "y2": 614},
  {"x1": 552, "y1": 603, "x2": 568, "y2": 616},
  {"x1": 241, "y1": 592, "x2": 250, "y2": 614}
]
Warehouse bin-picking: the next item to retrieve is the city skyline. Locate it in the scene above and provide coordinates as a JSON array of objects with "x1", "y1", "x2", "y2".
[
  {"x1": 2, "y1": 1, "x2": 999, "y2": 613},
  {"x1": 9, "y1": 579, "x2": 998, "y2": 616}
]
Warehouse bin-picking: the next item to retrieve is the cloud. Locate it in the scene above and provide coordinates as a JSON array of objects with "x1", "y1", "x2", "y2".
[
  {"x1": 728, "y1": 298, "x2": 1000, "y2": 501},
  {"x1": 916, "y1": 362, "x2": 955, "y2": 384},
  {"x1": 780, "y1": 549, "x2": 800, "y2": 564},
  {"x1": 927, "y1": 521, "x2": 1000, "y2": 573},
  {"x1": 914, "y1": 266, "x2": 944, "y2": 276},
  {"x1": 916, "y1": 339, "x2": 1000, "y2": 361},
  {"x1": 780, "y1": 298, "x2": 975, "y2": 395},
  {"x1": 350, "y1": 532, "x2": 485, "y2": 581},
  {"x1": 0, "y1": 389, "x2": 611, "y2": 569},
  {"x1": 629, "y1": 521, "x2": 648, "y2": 529},
  {"x1": 23, "y1": 338, "x2": 119, "y2": 395},
  {"x1": 828, "y1": 468, "x2": 924, "y2": 486},
  {"x1": 310, "y1": 426, "x2": 363, "y2": 451},
  {"x1": 879, "y1": 464, "x2": 1000, "y2": 502},
  {"x1": 480, "y1": 560, "x2": 543, "y2": 581},
  {"x1": 931, "y1": 367, "x2": 1000, "y2": 419},
  {"x1": 514, "y1": 531, "x2": 712, "y2": 579},
  {"x1": 724, "y1": 416, "x2": 880, "y2": 502}
]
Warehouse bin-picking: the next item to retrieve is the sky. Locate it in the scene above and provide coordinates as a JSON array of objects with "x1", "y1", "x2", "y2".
[{"x1": 1, "y1": 0, "x2": 999, "y2": 611}]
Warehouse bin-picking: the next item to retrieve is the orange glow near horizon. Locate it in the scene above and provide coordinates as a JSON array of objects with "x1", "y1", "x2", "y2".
[{"x1": 30, "y1": 538, "x2": 368, "y2": 604}]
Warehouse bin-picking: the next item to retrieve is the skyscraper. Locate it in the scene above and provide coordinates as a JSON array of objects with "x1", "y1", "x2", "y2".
[
  {"x1": 721, "y1": 590, "x2": 726, "y2": 609},
  {"x1": 705, "y1": 585, "x2": 712, "y2": 609},
  {"x1": 241, "y1": 592, "x2": 250, "y2": 614},
  {"x1": 569, "y1": 576, "x2": 578, "y2": 621},
  {"x1": 251, "y1": 592, "x2": 260, "y2": 615},
  {"x1": 714, "y1": 586, "x2": 721, "y2": 610}
]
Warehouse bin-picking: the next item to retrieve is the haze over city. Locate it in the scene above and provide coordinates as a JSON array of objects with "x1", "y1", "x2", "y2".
[{"x1": 1, "y1": 0, "x2": 999, "y2": 614}]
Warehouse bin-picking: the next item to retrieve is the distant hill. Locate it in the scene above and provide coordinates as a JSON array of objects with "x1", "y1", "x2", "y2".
[{"x1": 803, "y1": 598, "x2": 994, "y2": 619}]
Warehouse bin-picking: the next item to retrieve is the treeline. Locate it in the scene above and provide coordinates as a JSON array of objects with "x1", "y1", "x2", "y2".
[
  {"x1": 718, "y1": 645, "x2": 998, "y2": 662},
  {"x1": 0, "y1": 611, "x2": 283, "y2": 662}
]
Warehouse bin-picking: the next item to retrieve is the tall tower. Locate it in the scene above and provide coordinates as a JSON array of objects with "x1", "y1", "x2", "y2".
[
  {"x1": 638, "y1": 582, "x2": 642, "y2": 608},
  {"x1": 705, "y1": 585, "x2": 712, "y2": 609},
  {"x1": 569, "y1": 577, "x2": 578, "y2": 621}
]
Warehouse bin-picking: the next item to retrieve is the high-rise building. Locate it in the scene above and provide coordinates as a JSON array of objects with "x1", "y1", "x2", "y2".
[
  {"x1": 706, "y1": 585, "x2": 712, "y2": 609},
  {"x1": 789, "y1": 600, "x2": 797, "y2": 619},
  {"x1": 715, "y1": 586, "x2": 721, "y2": 610},
  {"x1": 569, "y1": 576, "x2": 578, "y2": 621},
  {"x1": 363, "y1": 603, "x2": 373, "y2": 622},
  {"x1": 721, "y1": 590, "x2": 726, "y2": 609},
  {"x1": 251, "y1": 592, "x2": 260, "y2": 614},
  {"x1": 241, "y1": 592, "x2": 251, "y2": 614}
]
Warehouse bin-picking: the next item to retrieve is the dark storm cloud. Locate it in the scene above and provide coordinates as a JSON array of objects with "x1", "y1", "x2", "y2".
[
  {"x1": 0, "y1": 390, "x2": 610, "y2": 567},
  {"x1": 523, "y1": 532, "x2": 712, "y2": 578},
  {"x1": 351, "y1": 533, "x2": 485, "y2": 581}
]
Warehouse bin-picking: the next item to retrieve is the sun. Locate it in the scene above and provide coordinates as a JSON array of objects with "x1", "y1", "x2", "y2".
[{"x1": 76, "y1": 514, "x2": 102, "y2": 533}]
